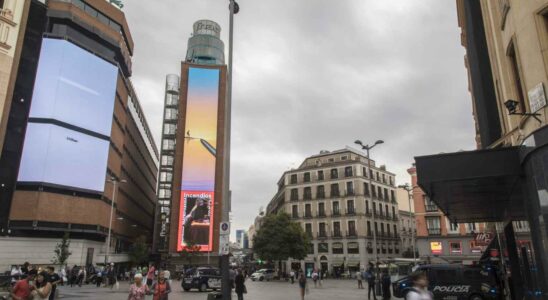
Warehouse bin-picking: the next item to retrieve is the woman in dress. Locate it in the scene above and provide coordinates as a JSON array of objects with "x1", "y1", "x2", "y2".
[
  {"x1": 151, "y1": 271, "x2": 171, "y2": 300},
  {"x1": 234, "y1": 269, "x2": 246, "y2": 300},
  {"x1": 31, "y1": 271, "x2": 52, "y2": 300},
  {"x1": 298, "y1": 271, "x2": 307, "y2": 300},
  {"x1": 128, "y1": 273, "x2": 149, "y2": 300}
]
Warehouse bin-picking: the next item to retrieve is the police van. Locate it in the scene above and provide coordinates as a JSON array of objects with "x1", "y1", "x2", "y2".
[{"x1": 393, "y1": 264, "x2": 500, "y2": 300}]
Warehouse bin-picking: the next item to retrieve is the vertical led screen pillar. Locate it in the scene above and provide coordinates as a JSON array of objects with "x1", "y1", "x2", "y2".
[{"x1": 177, "y1": 67, "x2": 220, "y2": 252}]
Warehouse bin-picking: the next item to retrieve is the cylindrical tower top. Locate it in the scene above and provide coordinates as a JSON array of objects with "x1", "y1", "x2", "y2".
[{"x1": 193, "y1": 20, "x2": 221, "y2": 38}]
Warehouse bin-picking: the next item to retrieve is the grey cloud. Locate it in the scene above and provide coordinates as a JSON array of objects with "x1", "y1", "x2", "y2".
[{"x1": 124, "y1": 0, "x2": 475, "y2": 236}]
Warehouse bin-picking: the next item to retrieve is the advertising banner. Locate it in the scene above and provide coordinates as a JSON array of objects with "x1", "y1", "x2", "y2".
[
  {"x1": 430, "y1": 241, "x2": 443, "y2": 254},
  {"x1": 177, "y1": 67, "x2": 220, "y2": 252}
]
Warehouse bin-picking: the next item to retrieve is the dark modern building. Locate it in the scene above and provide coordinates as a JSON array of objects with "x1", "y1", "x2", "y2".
[
  {"x1": 416, "y1": 0, "x2": 548, "y2": 298},
  {"x1": 0, "y1": 0, "x2": 158, "y2": 269}
]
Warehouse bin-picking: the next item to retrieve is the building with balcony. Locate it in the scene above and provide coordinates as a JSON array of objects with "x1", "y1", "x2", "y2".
[
  {"x1": 0, "y1": 0, "x2": 158, "y2": 270},
  {"x1": 408, "y1": 165, "x2": 486, "y2": 263},
  {"x1": 266, "y1": 147, "x2": 400, "y2": 276},
  {"x1": 0, "y1": 0, "x2": 31, "y2": 157},
  {"x1": 416, "y1": 0, "x2": 548, "y2": 296}
]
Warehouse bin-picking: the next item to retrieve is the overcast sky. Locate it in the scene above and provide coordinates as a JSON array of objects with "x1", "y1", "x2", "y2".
[{"x1": 123, "y1": 0, "x2": 476, "y2": 237}]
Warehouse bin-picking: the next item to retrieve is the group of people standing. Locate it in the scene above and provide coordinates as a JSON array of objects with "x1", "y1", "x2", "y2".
[
  {"x1": 10, "y1": 264, "x2": 62, "y2": 300},
  {"x1": 127, "y1": 264, "x2": 172, "y2": 300},
  {"x1": 357, "y1": 267, "x2": 392, "y2": 300}
]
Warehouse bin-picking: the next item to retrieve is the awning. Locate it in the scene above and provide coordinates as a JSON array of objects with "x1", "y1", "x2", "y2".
[{"x1": 415, "y1": 147, "x2": 526, "y2": 223}]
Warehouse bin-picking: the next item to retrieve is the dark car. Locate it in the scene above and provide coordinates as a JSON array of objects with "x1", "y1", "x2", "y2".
[
  {"x1": 181, "y1": 267, "x2": 221, "y2": 292},
  {"x1": 393, "y1": 264, "x2": 500, "y2": 300}
]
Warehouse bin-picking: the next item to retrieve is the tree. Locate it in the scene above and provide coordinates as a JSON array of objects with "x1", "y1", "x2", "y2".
[
  {"x1": 52, "y1": 232, "x2": 72, "y2": 266},
  {"x1": 128, "y1": 236, "x2": 148, "y2": 266},
  {"x1": 180, "y1": 241, "x2": 201, "y2": 266},
  {"x1": 253, "y1": 212, "x2": 311, "y2": 267}
]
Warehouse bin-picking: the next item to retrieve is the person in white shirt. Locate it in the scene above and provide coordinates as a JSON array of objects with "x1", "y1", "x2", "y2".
[{"x1": 405, "y1": 272, "x2": 433, "y2": 300}]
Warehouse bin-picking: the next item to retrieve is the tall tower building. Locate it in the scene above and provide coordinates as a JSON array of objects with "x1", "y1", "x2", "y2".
[{"x1": 155, "y1": 20, "x2": 227, "y2": 259}]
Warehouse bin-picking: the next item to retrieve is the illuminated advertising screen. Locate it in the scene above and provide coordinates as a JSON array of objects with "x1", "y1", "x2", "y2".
[
  {"x1": 177, "y1": 67, "x2": 220, "y2": 252},
  {"x1": 430, "y1": 241, "x2": 443, "y2": 254},
  {"x1": 17, "y1": 38, "x2": 117, "y2": 192}
]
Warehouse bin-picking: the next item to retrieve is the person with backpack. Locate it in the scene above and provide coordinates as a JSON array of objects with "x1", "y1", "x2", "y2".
[{"x1": 405, "y1": 272, "x2": 433, "y2": 300}]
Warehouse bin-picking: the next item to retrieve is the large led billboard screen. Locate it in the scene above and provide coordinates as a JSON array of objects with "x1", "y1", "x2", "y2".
[
  {"x1": 17, "y1": 38, "x2": 117, "y2": 193},
  {"x1": 177, "y1": 67, "x2": 220, "y2": 252}
]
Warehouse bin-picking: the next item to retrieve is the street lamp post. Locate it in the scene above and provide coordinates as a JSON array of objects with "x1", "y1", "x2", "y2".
[
  {"x1": 398, "y1": 183, "x2": 417, "y2": 265},
  {"x1": 354, "y1": 139, "x2": 383, "y2": 296},
  {"x1": 105, "y1": 177, "x2": 126, "y2": 265}
]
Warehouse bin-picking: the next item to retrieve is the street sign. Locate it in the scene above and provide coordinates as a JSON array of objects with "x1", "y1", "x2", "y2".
[
  {"x1": 220, "y1": 222, "x2": 230, "y2": 235},
  {"x1": 219, "y1": 234, "x2": 230, "y2": 255}
]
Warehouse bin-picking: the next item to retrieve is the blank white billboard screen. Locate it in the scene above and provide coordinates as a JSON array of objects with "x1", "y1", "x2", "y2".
[
  {"x1": 18, "y1": 123, "x2": 110, "y2": 192},
  {"x1": 29, "y1": 38, "x2": 117, "y2": 136}
]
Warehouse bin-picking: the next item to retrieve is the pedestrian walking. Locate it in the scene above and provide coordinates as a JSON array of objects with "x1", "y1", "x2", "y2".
[
  {"x1": 151, "y1": 271, "x2": 171, "y2": 300},
  {"x1": 381, "y1": 270, "x2": 391, "y2": 300},
  {"x1": 357, "y1": 270, "x2": 364, "y2": 289},
  {"x1": 298, "y1": 271, "x2": 308, "y2": 300},
  {"x1": 47, "y1": 266, "x2": 61, "y2": 300},
  {"x1": 11, "y1": 269, "x2": 36, "y2": 300},
  {"x1": 311, "y1": 269, "x2": 318, "y2": 288},
  {"x1": 290, "y1": 270, "x2": 295, "y2": 284},
  {"x1": 128, "y1": 273, "x2": 150, "y2": 300},
  {"x1": 146, "y1": 264, "x2": 155, "y2": 287},
  {"x1": 96, "y1": 270, "x2": 102, "y2": 287},
  {"x1": 366, "y1": 268, "x2": 377, "y2": 300},
  {"x1": 234, "y1": 269, "x2": 246, "y2": 300},
  {"x1": 30, "y1": 271, "x2": 52, "y2": 300},
  {"x1": 404, "y1": 272, "x2": 433, "y2": 300}
]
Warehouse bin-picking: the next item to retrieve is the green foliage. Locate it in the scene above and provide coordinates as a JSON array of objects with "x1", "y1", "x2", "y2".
[
  {"x1": 52, "y1": 232, "x2": 72, "y2": 266},
  {"x1": 253, "y1": 212, "x2": 311, "y2": 262},
  {"x1": 128, "y1": 236, "x2": 148, "y2": 266}
]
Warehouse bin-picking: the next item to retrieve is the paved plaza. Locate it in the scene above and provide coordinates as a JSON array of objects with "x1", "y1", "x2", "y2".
[{"x1": 56, "y1": 279, "x2": 397, "y2": 300}]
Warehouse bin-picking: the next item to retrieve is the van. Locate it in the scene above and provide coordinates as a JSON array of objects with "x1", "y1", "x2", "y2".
[{"x1": 393, "y1": 264, "x2": 500, "y2": 300}]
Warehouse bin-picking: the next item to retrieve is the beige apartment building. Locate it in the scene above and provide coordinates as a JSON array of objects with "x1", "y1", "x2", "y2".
[
  {"x1": 0, "y1": 0, "x2": 31, "y2": 155},
  {"x1": 266, "y1": 147, "x2": 400, "y2": 276}
]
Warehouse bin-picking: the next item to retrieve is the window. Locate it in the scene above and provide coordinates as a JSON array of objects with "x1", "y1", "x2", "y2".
[
  {"x1": 332, "y1": 242, "x2": 343, "y2": 254},
  {"x1": 362, "y1": 167, "x2": 367, "y2": 177},
  {"x1": 364, "y1": 182, "x2": 370, "y2": 196},
  {"x1": 507, "y1": 41, "x2": 527, "y2": 113},
  {"x1": 290, "y1": 174, "x2": 297, "y2": 184},
  {"x1": 392, "y1": 207, "x2": 396, "y2": 219},
  {"x1": 292, "y1": 205, "x2": 298, "y2": 218},
  {"x1": 319, "y1": 223, "x2": 327, "y2": 237},
  {"x1": 303, "y1": 187, "x2": 312, "y2": 200},
  {"x1": 317, "y1": 185, "x2": 325, "y2": 199},
  {"x1": 328, "y1": 158, "x2": 335, "y2": 162},
  {"x1": 393, "y1": 225, "x2": 397, "y2": 237},
  {"x1": 424, "y1": 196, "x2": 437, "y2": 212},
  {"x1": 165, "y1": 108, "x2": 177, "y2": 120},
  {"x1": 374, "y1": 222, "x2": 378, "y2": 235},
  {"x1": 384, "y1": 188, "x2": 389, "y2": 201},
  {"x1": 376, "y1": 172, "x2": 380, "y2": 181},
  {"x1": 330, "y1": 184, "x2": 340, "y2": 197},
  {"x1": 161, "y1": 155, "x2": 174, "y2": 166},
  {"x1": 369, "y1": 169, "x2": 374, "y2": 178},
  {"x1": 341, "y1": 155, "x2": 348, "y2": 160},
  {"x1": 378, "y1": 186, "x2": 383, "y2": 200},
  {"x1": 348, "y1": 221, "x2": 356, "y2": 236},
  {"x1": 166, "y1": 93, "x2": 179, "y2": 105},
  {"x1": 317, "y1": 170, "x2": 324, "y2": 181},
  {"x1": 367, "y1": 221, "x2": 371, "y2": 236},
  {"x1": 304, "y1": 172, "x2": 311, "y2": 183},
  {"x1": 347, "y1": 200, "x2": 355, "y2": 214},
  {"x1": 433, "y1": 269, "x2": 457, "y2": 284},
  {"x1": 365, "y1": 201, "x2": 370, "y2": 214},
  {"x1": 305, "y1": 223, "x2": 312, "y2": 237},
  {"x1": 390, "y1": 190, "x2": 395, "y2": 202},
  {"x1": 290, "y1": 188, "x2": 299, "y2": 201},
  {"x1": 163, "y1": 123, "x2": 176, "y2": 135},
  {"x1": 318, "y1": 203, "x2": 325, "y2": 217},
  {"x1": 371, "y1": 185, "x2": 377, "y2": 198},
  {"x1": 159, "y1": 172, "x2": 172, "y2": 182},
  {"x1": 426, "y1": 217, "x2": 441, "y2": 235},
  {"x1": 373, "y1": 202, "x2": 377, "y2": 215},
  {"x1": 318, "y1": 243, "x2": 329, "y2": 253},
  {"x1": 333, "y1": 222, "x2": 341, "y2": 237},
  {"x1": 158, "y1": 188, "x2": 171, "y2": 198},
  {"x1": 333, "y1": 201, "x2": 340, "y2": 216},
  {"x1": 307, "y1": 243, "x2": 314, "y2": 255},
  {"x1": 344, "y1": 166, "x2": 353, "y2": 177},
  {"x1": 347, "y1": 242, "x2": 359, "y2": 254},
  {"x1": 450, "y1": 242, "x2": 462, "y2": 254},
  {"x1": 330, "y1": 168, "x2": 338, "y2": 179},
  {"x1": 467, "y1": 223, "x2": 477, "y2": 232},
  {"x1": 346, "y1": 182, "x2": 354, "y2": 195},
  {"x1": 389, "y1": 177, "x2": 393, "y2": 186},
  {"x1": 305, "y1": 204, "x2": 312, "y2": 218},
  {"x1": 385, "y1": 205, "x2": 389, "y2": 217},
  {"x1": 387, "y1": 225, "x2": 391, "y2": 237},
  {"x1": 380, "y1": 223, "x2": 385, "y2": 236},
  {"x1": 448, "y1": 219, "x2": 459, "y2": 232},
  {"x1": 162, "y1": 139, "x2": 175, "y2": 150},
  {"x1": 84, "y1": 4, "x2": 98, "y2": 17},
  {"x1": 382, "y1": 174, "x2": 386, "y2": 183}
]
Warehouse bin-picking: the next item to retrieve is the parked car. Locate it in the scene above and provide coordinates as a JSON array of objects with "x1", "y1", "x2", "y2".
[
  {"x1": 181, "y1": 267, "x2": 221, "y2": 292},
  {"x1": 393, "y1": 264, "x2": 500, "y2": 300},
  {"x1": 250, "y1": 269, "x2": 275, "y2": 281}
]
